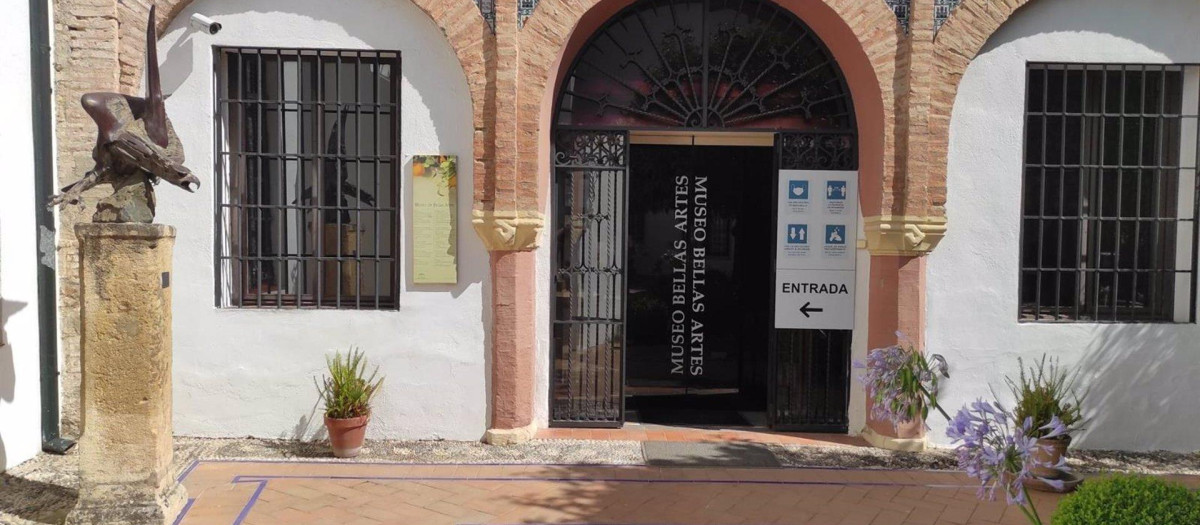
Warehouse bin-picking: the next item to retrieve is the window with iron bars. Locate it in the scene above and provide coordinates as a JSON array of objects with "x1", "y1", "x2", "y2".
[
  {"x1": 215, "y1": 47, "x2": 401, "y2": 309},
  {"x1": 1020, "y1": 63, "x2": 1199, "y2": 323}
]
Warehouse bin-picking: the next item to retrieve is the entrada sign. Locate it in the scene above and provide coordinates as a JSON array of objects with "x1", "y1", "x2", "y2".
[
  {"x1": 774, "y1": 170, "x2": 858, "y2": 330},
  {"x1": 781, "y1": 282, "x2": 851, "y2": 295}
]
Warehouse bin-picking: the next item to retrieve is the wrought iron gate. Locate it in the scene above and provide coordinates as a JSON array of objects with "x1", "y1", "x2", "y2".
[
  {"x1": 549, "y1": 0, "x2": 861, "y2": 431},
  {"x1": 549, "y1": 129, "x2": 629, "y2": 427},
  {"x1": 770, "y1": 131, "x2": 857, "y2": 432}
]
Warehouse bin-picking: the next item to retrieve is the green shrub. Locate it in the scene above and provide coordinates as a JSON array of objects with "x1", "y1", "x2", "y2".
[
  {"x1": 1052, "y1": 475, "x2": 1200, "y2": 525},
  {"x1": 317, "y1": 347, "x2": 383, "y2": 419}
]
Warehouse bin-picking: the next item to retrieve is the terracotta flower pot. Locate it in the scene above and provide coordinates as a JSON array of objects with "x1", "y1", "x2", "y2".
[
  {"x1": 324, "y1": 414, "x2": 369, "y2": 458},
  {"x1": 893, "y1": 417, "x2": 926, "y2": 439},
  {"x1": 1030, "y1": 436, "x2": 1070, "y2": 478}
]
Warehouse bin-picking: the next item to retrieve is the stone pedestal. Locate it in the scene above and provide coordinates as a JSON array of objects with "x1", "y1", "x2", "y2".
[{"x1": 68, "y1": 223, "x2": 186, "y2": 525}]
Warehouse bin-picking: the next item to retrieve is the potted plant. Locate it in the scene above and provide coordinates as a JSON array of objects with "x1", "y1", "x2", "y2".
[
  {"x1": 317, "y1": 347, "x2": 383, "y2": 458},
  {"x1": 855, "y1": 332, "x2": 951, "y2": 435},
  {"x1": 946, "y1": 399, "x2": 1071, "y2": 525},
  {"x1": 1004, "y1": 355, "x2": 1086, "y2": 479}
]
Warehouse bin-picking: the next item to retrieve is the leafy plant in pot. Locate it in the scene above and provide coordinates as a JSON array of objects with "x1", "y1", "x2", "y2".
[
  {"x1": 318, "y1": 348, "x2": 383, "y2": 458},
  {"x1": 1004, "y1": 355, "x2": 1086, "y2": 484},
  {"x1": 854, "y1": 332, "x2": 952, "y2": 436}
]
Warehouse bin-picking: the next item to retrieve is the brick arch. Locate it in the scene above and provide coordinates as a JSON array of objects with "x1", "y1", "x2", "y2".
[
  {"x1": 518, "y1": 0, "x2": 903, "y2": 217},
  {"x1": 927, "y1": 0, "x2": 1034, "y2": 213},
  {"x1": 114, "y1": 0, "x2": 494, "y2": 202}
]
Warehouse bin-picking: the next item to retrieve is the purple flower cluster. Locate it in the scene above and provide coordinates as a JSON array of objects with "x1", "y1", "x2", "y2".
[
  {"x1": 856, "y1": 344, "x2": 915, "y2": 426},
  {"x1": 854, "y1": 332, "x2": 949, "y2": 429},
  {"x1": 947, "y1": 399, "x2": 1069, "y2": 508}
]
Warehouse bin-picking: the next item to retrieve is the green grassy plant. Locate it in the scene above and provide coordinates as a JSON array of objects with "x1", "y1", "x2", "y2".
[
  {"x1": 318, "y1": 347, "x2": 383, "y2": 419},
  {"x1": 1005, "y1": 355, "x2": 1085, "y2": 440}
]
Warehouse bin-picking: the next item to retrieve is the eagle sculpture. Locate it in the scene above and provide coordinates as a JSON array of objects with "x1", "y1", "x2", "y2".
[{"x1": 49, "y1": 5, "x2": 199, "y2": 222}]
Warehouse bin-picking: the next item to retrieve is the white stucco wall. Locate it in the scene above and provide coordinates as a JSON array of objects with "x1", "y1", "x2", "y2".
[
  {"x1": 0, "y1": 0, "x2": 44, "y2": 471},
  {"x1": 156, "y1": 0, "x2": 485, "y2": 440},
  {"x1": 930, "y1": 0, "x2": 1200, "y2": 451}
]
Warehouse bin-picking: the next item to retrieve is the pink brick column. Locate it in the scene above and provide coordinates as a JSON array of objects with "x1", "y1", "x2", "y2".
[
  {"x1": 865, "y1": 255, "x2": 929, "y2": 447},
  {"x1": 488, "y1": 251, "x2": 537, "y2": 435}
]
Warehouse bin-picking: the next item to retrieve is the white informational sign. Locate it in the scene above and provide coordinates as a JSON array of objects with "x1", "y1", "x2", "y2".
[
  {"x1": 774, "y1": 170, "x2": 858, "y2": 329},
  {"x1": 774, "y1": 270, "x2": 856, "y2": 330}
]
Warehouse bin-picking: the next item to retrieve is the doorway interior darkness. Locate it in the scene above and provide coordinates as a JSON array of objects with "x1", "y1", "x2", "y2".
[
  {"x1": 625, "y1": 144, "x2": 774, "y2": 427},
  {"x1": 548, "y1": 0, "x2": 857, "y2": 431}
]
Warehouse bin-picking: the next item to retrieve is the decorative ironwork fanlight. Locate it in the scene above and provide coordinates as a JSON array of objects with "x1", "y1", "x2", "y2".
[{"x1": 556, "y1": 0, "x2": 854, "y2": 131}]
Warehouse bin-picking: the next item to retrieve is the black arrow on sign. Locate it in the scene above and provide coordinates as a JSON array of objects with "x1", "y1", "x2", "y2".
[{"x1": 799, "y1": 302, "x2": 824, "y2": 318}]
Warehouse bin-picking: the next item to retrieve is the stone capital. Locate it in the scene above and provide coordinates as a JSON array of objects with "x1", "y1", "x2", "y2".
[
  {"x1": 863, "y1": 215, "x2": 947, "y2": 256},
  {"x1": 472, "y1": 209, "x2": 545, "y2": 252}
]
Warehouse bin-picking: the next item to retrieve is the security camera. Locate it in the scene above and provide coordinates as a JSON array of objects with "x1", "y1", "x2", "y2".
[{"x1": 190, "y1": 14, "x2": 222, "y2": 35}]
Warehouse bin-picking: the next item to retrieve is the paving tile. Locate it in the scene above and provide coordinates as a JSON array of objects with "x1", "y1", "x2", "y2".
[{"x1": 174, "y1": 459, "x2": 1200, "y2": 525}]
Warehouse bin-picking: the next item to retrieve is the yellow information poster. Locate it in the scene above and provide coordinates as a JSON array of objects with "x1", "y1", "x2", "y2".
[{"x1": 412, "y1": 155, "x2": 458, "y2": 284}]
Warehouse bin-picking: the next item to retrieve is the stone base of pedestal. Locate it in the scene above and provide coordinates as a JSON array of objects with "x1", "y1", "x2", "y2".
[
  {"x1": 66, "y1": 483, "x2": 186, "y2": 525},
  {"x1": 68, "y1": 223, "x2": 186, "y2": 525},
  {"x1": 861, "y1": 426, "x2": 928, "y2": 452},
  {"x1": 484, "y1": 421, "x2": 537, "y2": 445}
]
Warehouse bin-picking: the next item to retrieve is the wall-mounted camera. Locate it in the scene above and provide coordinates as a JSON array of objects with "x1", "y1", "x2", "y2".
[{"x1": 190, "y1": 14, "x2": 222, "y2": 35}]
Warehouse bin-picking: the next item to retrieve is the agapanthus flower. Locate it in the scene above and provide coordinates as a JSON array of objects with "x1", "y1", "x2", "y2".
[
  {"x1": 947, "y1": 400, "x2": 1071, "y2": 523},
  {"x1": 853, "y1": 334, "x2": 950, "y2": 429}
]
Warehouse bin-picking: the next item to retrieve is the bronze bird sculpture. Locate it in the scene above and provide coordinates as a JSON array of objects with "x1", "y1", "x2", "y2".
[{"x1": 49, "y1": 5, "x2": 199, "y2": 223}]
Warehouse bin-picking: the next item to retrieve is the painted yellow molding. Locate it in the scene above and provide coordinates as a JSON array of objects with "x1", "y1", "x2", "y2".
[
  {"x1": 472, "y1": 209, "x2": 545, "y2": 252},
  {"x1": 863, "y1": 215, "x2": 948, "y2": 256},
  {"x1": 860, "y1": 426, "x2": 929, "y2": 452}
]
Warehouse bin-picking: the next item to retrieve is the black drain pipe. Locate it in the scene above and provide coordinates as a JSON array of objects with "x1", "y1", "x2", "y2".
[{"x1": 29, "y1": 0, "x2": 74, "y2": 455}]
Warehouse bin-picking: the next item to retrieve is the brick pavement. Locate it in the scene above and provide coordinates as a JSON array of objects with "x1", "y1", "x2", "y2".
[{"x1": 174, "y1": 459, "x2": 1079, "y2": 525}]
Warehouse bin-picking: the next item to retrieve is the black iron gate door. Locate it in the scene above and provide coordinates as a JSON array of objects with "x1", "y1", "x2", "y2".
[
  {"x1": 770, "y1": 131, "x2": 857, "y2": 432},
  {"x1": 549, "y1": 129, "x2": 629, "y2": 427}
]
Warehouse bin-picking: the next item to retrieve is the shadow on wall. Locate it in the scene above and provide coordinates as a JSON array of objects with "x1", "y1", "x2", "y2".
[
  {"x1": 979, "y1": 0, "x2": 1200, "y2": 60},
  {"x1": 1071, "y1": 324, "x2": 1194, "y2": 451},
  {"x1": 158, "y1": 33, "x2": 194, "y2": 99},
  {"x1": 0, "y1": 299, "x2": 28, "y2": 404},
  {"x1": 1, "y1": 298, "x2": 29, "y2": 471},
  {"x1": 279, "y1": 396, "x2": 328, "y2": 442}
]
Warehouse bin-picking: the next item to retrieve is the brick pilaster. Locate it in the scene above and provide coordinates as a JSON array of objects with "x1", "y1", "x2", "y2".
[
  {"x1": 862, "y1": 0, "x2": 936, "y2": 449},
  {"x1": 53, "y1": 0, "x2": 122, "y2": 437}
]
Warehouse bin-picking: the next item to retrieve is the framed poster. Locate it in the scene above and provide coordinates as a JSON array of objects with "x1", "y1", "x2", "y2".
[{"x1": 412, "y1": 155, "x2": 458, "y2": 284}]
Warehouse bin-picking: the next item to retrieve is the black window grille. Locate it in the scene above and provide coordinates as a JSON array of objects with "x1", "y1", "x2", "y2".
[
  {"x1": 215, "y1": 47, "x2": 402, "y2": 309},
  {"x1": 1020, "y1": 63, "x2": 1199, "y2": 323}
]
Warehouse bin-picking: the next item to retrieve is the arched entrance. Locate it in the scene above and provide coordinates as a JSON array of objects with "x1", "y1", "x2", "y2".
[{"x1": 549, "y1": 0, "x2": 858, "y2": 431}]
